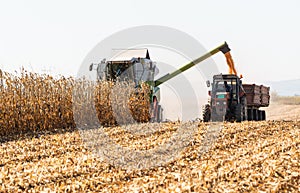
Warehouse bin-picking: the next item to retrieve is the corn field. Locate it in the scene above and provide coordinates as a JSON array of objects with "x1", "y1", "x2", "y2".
[
  {"x1": 0, "y1": 69, "x2": 151, "y2": 136},
  {"x1": 93, "y1": 80, "x2": 151, "y2": 126},
  {"x1": 0, "y1": 70, "x2": 75, "y2": 136}
]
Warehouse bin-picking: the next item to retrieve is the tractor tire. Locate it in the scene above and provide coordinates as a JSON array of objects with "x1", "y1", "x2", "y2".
[
  {"x1": 203, "y1": 104, "x2": 211, "y2": 122},
  {"x1": 235, "y1": 103, "x2": 243, "y2": 122}
]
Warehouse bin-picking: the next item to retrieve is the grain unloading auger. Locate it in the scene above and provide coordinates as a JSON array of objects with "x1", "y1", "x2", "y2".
[{"x1": 90, "y1": 42, "x2": 231, "y2": 125}]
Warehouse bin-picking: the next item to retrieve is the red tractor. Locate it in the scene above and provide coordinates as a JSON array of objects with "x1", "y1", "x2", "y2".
[
  {"x1": 203, "y1": 74, "x2": 247, "y2": 122},
  {"x1": 203, "y1": 75, "x2": 270, "y2": 122}
]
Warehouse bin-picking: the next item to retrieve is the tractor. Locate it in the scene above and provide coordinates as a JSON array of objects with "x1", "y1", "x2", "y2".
[{"x1": 203, "y1": 74, "x2": 247, "y2": 122}]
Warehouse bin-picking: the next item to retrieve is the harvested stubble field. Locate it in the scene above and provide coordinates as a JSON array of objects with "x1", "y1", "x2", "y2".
[
  {"x1": 0, "y1": 121, "x2": 299, "y2": 192},
  {"x1": 266, "y1": 96, "x2": 300, "y2": 121}
]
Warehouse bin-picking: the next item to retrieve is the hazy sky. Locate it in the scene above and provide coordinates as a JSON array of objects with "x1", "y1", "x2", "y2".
[{"x1": 0, "y1": 0, "x2": 299, "y2": 84}]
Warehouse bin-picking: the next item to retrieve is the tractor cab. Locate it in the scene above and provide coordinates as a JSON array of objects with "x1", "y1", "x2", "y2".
[
  {"x1": 212, "y1": 74, "x2": 241, "y2": 103},
  {"x1": 207, "y1": 74, "x2": 246, "y2": 121}
]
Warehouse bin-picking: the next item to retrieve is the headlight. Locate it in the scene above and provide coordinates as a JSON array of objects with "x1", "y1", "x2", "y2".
[
  {"x1": 223, "y1": 101, "x2": 226, "y2": 105},
  {"x1": 216, "y1": 102, "x2": 220, "y2": 105}
]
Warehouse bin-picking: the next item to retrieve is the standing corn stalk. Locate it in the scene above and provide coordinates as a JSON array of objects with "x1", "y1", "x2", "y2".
[{"x1": 0, "y1": 69, "x2": 153, "y2": 136}]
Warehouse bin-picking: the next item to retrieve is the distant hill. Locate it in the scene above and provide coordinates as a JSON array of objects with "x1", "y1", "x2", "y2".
[{"x1": 267, "y1": 79, "x2": 300, "y2": 96}]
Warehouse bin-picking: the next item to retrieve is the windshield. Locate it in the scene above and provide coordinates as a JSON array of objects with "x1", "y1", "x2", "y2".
[
  {"x1": 213, "y1": 78, "x2": 238, "y2": 99},
  {"x1": 107, "y1": 63, "x2": 134, "y2": 81}
]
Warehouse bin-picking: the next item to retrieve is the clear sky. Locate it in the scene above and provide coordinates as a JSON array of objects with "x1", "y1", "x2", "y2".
[{"x1": 1, "y1": 0, "x2": 300, "y2": 83}]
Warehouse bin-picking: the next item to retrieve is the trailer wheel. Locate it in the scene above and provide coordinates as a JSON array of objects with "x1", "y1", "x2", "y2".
[
  {"x1": 247, "y1": 109, "x2": 253, "y2": 121},
  {"x1": 202, "y1": 104, "x2": 211, "y2": 122},
  {"x1": 235, "y1": 104, "x2": 243, "y2": 122},
  {"x1": 257, "y1": 110, "x2": 262, "y2": 121},
  {"x1": 261, "y1": 110, "x2": 266, "y2": 121},
  {"x1": 253, "y1": 109, "x2": 258, "y2": 121},
  {"x1": 242, "y1": 97, "x2": 248, "y2": 121}
]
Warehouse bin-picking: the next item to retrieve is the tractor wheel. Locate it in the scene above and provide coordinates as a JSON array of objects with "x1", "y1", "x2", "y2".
[
  {"x1": 235, "y1": 104, "x2": 243, "y2": 122},
  {"x1": 202, "y1": 104, "x2": 211, "y2": 122}
]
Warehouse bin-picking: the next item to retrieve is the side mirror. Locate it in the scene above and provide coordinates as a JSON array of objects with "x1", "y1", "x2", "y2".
[
  {"x1": 89, "y1": 64, "x2": 93, "y2": 71},
  {"x1": 206, "y1": 80, "x2": 211, "y2": 87}
]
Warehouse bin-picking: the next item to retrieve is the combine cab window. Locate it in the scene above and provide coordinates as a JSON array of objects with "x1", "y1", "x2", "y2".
[
  {"x1": 133, "y1": 59, "x2": 157, "y2": 85},
  {"x1": 107, "y1": 63, "x2": 134, "y2": 81}
]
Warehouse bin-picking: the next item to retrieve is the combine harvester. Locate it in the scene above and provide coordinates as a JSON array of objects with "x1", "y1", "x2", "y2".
[{"x1": 90, "y1": 42, "x2": 269, "y2": 124}]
